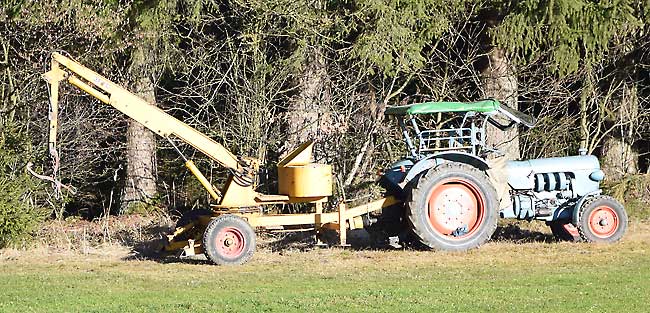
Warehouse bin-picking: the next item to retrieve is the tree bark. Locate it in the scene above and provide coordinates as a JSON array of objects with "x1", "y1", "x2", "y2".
[
  {"x1": 481, "y1": 47, "x2": 519, "y2": 160},
  {"x1": 282, "y1": 46, "x2": 333, "y2": 156},
  {"x1": 120, "y1": 42, "x2": 157, "y2": 212},
  {"x1": 601, "y1": 83, "x2": 639, "y2": 181}
]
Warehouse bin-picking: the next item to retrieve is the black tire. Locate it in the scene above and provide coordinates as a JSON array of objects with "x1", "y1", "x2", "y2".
[
  {"x1": 547, "y1": 219, "x2": 580, "y2": 241},
  {"x1": 365, "y1": 203, "x2": 408, "y2": 237},
  {"x1": 576, "y1": 195, "x2": 628, "y2": 243},
  {"x1": 203, "y1": 214, "x2": 256, "y2": 265},
  {"x1": 364, "y1": 203, "x2": 411, "y2": 248},
  {"x1": 407, "y1": 162, "x2": 498, "y2": 251}
]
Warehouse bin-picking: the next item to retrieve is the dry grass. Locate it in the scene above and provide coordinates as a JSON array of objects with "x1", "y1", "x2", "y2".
[
  {"x1": 1, "y1": 220, "x2": 648, "y2": 312},
  {"x1": 5, "y1": 218, "x2": 649, "y2": 268}
]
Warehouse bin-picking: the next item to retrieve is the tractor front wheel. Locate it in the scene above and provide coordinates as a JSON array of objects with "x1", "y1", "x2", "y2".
[
  {"x1": 576, "y1": 196, "x2": 627, "y2": 243},
  {"x1": 406, "y1": 162, "x2": 498, "y2": 251},
  {"x1": 203, "y1": 214, "x2": 256, "y2": 265}
]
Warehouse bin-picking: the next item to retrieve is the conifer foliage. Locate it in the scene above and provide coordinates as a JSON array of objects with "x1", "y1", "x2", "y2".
[{"x1": 0, "y1": 0, "x2": 648, "y2": 245}]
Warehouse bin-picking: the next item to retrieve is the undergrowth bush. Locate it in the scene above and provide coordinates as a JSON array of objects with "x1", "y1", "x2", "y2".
[
  {"x1": 605, "y1": 174, "x2": 650, "y2": 221},
  {"x1": 0, "y1": 176, "x2": 46, "y2": 247},
  {"x1": 0, "y1": 123, "x2": 47, "y2": 248}
]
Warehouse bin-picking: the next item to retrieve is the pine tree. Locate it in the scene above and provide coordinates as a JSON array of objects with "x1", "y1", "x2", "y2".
[{"x1": 492, "y1": 0, "x2": 644, "y2": 168}]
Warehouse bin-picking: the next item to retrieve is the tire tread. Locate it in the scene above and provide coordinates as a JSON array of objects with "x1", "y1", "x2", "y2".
[{"x1": 406, "y1": 162, "x2": 498, "y2": 251}]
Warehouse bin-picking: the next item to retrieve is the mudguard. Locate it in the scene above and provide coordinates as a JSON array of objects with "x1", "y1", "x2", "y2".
[
  {"x1": 571, "y1": 190, "x2": 602, "y2": 224},
  {"x1": 399, "y1": 152, "x2": 490, "y2": 188}
]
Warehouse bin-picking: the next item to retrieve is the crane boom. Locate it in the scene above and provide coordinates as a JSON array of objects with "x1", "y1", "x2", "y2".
[
  {"x1": 42, "y1": 52, "x2": 331, "y2": 209},
  {"x1": 43, "y1": 52, "x2": 240, "y2": 171}
]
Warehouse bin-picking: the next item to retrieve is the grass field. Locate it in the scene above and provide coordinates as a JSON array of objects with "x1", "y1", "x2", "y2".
[{"x1": 1, "y1": 222, "x2": 649, "y2": 313}]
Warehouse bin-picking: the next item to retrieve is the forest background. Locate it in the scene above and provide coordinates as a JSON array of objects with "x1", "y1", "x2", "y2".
[{"x1": 1, "y1": 0, "x2": 649, "y2": 246}]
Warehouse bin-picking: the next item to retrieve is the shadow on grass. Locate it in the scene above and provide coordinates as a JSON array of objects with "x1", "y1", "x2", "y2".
[
  {"x1": 115, "y1": 223, "x2": 202, "y2": 264},
  {"x1": 491, "y1": 223, "x2": 556, "y2": 244},
  {"x1": 120, "y1": 221, "x2": 560, "y2": 264},
  {"x1": 260, "y1": 223, "x2": 560, "y2": 252},
  {"x1": 121, "y1": 227, "x2": 387, "y2": 264}
]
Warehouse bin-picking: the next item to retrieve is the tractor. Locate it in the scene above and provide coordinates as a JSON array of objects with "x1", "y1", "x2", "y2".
[{"x1": 378, "y1": 99, "x2": 628, "y2": 250}]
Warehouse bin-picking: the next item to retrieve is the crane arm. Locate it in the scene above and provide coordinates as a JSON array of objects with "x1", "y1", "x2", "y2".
[{"x1": 43, "y1": 52, "x2": 240, "y2": 171}]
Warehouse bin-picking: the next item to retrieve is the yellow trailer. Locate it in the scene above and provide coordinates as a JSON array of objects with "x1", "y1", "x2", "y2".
[{"x1": 43, "y1": 52, "x2": 399, "y2": 265}]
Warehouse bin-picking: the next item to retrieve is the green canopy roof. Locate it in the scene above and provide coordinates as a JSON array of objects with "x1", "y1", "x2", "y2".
[{"x1": 385, "y1": 99, "x2": 500, "y2": 115}]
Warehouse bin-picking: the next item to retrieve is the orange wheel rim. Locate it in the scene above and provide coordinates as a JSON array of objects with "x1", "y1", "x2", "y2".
[
  {"x1": 587, "y1": 206, "x2": 619, "y2": 239},
  {"x1": 215, "y1": 227, "x2": 246, "y2": 258},
  {"x1": 427, "y1": 178, "x2": 486, "y2": 240}
]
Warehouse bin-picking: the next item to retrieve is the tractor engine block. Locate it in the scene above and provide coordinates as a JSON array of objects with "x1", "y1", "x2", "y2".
[
  {"x1": 502, "y1": 155, "x2": 604, "y2": 221},
  {"x1": 534, "y1": 172, "x2": 571, "y2": 192}
]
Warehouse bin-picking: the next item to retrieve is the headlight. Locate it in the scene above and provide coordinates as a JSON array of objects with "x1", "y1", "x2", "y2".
[{"x1": 589, "y1": 170, "x2": 605, "y2": 182}]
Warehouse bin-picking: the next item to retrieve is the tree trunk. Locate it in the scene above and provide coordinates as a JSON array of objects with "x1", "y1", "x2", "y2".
[
  {"x1": 601, "y1": 83, "x2": 639, "y2": 181},
  {"x1": 120, "y1": 43, "x2": 157, "y2": 212},
  {"x1": 481, "y1": 47, "x2": 519, "y2": 160},
  {"x1": 282, "y1": 46, "x2": 333, "y2": 156}
]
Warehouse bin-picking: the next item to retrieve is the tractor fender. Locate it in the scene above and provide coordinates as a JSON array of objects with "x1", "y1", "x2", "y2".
[
  {"x1": 400, "y1": 152, "x2": 490, "y2": 187},
  {"x1": 572, "y1": 189, "x2": 603, "y2": 224}
]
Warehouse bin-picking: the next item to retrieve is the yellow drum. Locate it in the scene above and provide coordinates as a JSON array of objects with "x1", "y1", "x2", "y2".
[{"x1": 278, "y1": 164, "x2": 332, "y2": 197}]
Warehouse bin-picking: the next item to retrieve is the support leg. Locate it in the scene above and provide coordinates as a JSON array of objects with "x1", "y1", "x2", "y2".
[
  {"x1": 315, "y1": 201, "x2": 326, "y2": 246},
  {"x1": 338, "y1": 202, "x2": 350, "y2": 247}
]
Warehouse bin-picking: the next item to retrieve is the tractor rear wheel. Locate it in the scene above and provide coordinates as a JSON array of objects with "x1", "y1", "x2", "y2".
[
  {"x1": 576, "y1": 196, "x2": 627, "y2": 243},
  {"x1": 547, "y1": 219, "x2": 580, "y2": 241},
  {"x1": 203, "y1": 214, "x2": 256, "y2": 265},
  {"x1": 406, "y1": 162, "x2": 498, "y2": 251}
]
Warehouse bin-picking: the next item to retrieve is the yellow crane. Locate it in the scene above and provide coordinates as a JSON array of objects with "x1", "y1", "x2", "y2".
[{"x1": 43, "y1": 52, "x2": 398, "y2": 265}]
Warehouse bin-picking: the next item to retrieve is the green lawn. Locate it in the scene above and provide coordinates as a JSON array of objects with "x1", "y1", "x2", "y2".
[{"x1": 1, "y1": 223, "x2": 649, "y2": 313}]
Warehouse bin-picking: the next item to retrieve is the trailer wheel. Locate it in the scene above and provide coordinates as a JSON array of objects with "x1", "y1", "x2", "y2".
[
  {"x1": 406, "y1": 162, "x2": 498, "y2": 251},
  {"x1": 576, "y1": 196, "x2": 627, "y2": 243},
  {"x1": 547, "y1": 219, "x2": 579, "y2": 241},
  {"x1": 203, "y1": 215, "x2": 256, "y2": 265}
]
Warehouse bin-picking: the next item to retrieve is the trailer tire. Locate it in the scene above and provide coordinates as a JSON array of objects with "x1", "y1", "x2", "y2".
[
  {"x1": 203, "y1": 214, "x2": 256, "y2": 265},
  {"x1": 407, "y1": 162, "x2": 498, "y2": 251},
  {"x1": 576, "y1": 196, "x2": 627, "y2": 243}
]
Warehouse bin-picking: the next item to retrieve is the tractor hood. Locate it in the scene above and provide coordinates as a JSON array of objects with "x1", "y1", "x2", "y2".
[{"x1": 505, "y1": 155, "x2": 602, "y2": 196}]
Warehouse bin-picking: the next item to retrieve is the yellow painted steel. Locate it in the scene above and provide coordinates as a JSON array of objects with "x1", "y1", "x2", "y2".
[
  {"x1": 185, "y1": 160, "x2": 220, "y2": 201},
  {"x1": 278, "y1": 142, "x2": 333, "y2": 198},
  {"x1": 43, "y1": 52, "x2": 345, "y2": 210},
  {"x1": 43, "y1": 52, "x2": 263, "y2": 207},
  {"x1": 43, "y1": 61, "x2": 65, "y2": 155},
  {"x1": 278, "y1": 164, "x2": 333, "y2": 197},
  {"x1": 217, "y1": 176, "x2": 263, "y2": 207},
  {"x1": 47, "y1": 52, "x2": 240, "y2": 171},
  {"x1": 167, "y1": 197, "x2": 398, "y2": 251},
  {"x1": 338, "y1": 203, "x2": 348, "y2": 246},
  {"x1": 42, "y1": 52, "x2": 406, "y2": 253},
  {"x1": 278, "y1": 141, "x2": 314, "y2": 166},
  {"x1": 68, "y1": 76, "x2": 110, "y2": 103},
  {"x1": 164, "y1": 240, "x2": 190, "y2": 252},
  {"x1": 244, "y1": 196, "x2": 399, "y2": 228}
]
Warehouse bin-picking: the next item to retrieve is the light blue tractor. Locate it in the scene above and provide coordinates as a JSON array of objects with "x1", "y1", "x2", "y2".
[{"x1": 377, "y1": 99, "x2": 628, "y2": 250}]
